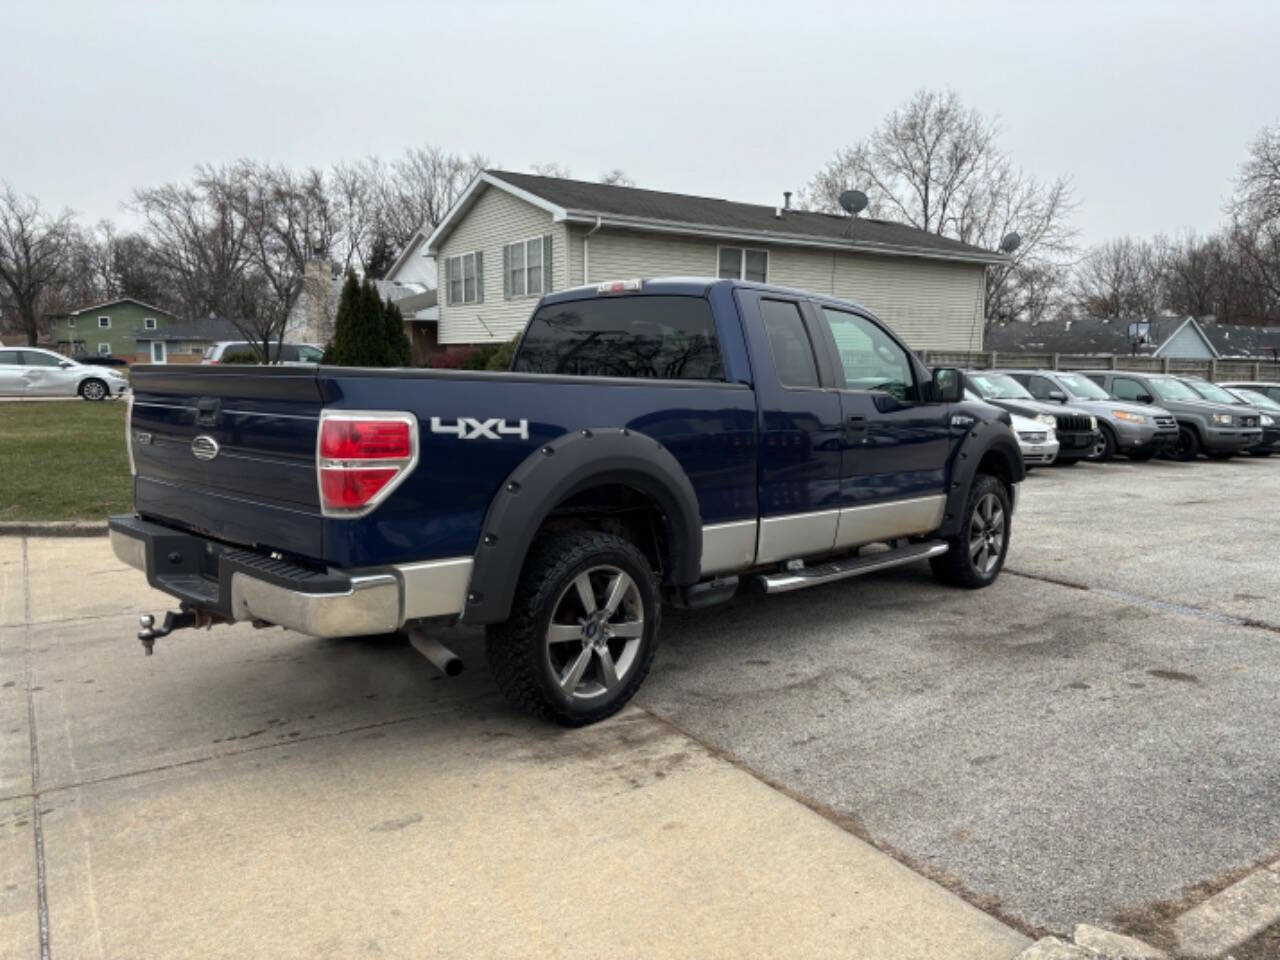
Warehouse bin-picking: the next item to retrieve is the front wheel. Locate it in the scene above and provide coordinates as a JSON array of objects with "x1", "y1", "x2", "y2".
[
  {"x1": 79, "y1": 378, "x2": 108, "y2": 401},
  {"x1": 485, "y1": 530, "x2": 661, "y2": 726},
  {"x1": 1089, "y1": 424, "x2": 1117, "y2": 462},
  {"x1": 930, "y1": 474, "x2": 1011, "y2": 589},
  {"x1": 1169, "y1": 426, "x2": 1201, "y2": 461}
]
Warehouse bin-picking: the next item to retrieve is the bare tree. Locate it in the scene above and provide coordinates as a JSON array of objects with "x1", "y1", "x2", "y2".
[
  {"x1": 530, "y1": 162, "x2": 571, "y2": 178},
  {"x1": 800, "y1": 89, "x2": 1076, "y2": 325},
  {"x1": 1072, "y1": 236, "x2": 1167, "y2": 318},
  {"x1": 1227, "y1": 123, "x2": 1280, "y2": 322},
  {"x1": 375, "y1": 147, "x2": 487, "y2": 254},
  {"x1": 0, "y1": 184, "x2": 76, "y2": 344},
  {"x1": 599, "y1": 169, "x2": 635, "y2": 187}
]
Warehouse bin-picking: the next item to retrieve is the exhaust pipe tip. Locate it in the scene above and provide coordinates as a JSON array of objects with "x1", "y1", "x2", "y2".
[{"x1": 406, "y1": 627, "x2": 464, "y2": 677}]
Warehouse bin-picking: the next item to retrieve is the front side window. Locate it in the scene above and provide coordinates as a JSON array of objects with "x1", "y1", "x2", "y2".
[
  {"x1": 504, "y1": 237, "x2": 546, "y2": 299},
  {"x1": 820, "y1": 308, "x2": 916, "y2": 401},
  {"x1": 513, "y1": 295, "x2": 723, "y2": 380},
  {"x1": 1026, "y1": 375, "x2": 1059, "y2": 400},
  {"x1": 759, "y1": 299, "x2": 819, "y2": 388},
  {"x1": 445, "y1": 251, "x2": 483, "y2": 306},
  {"x1": 98, "y1": 316, "x2": 111, "y2": 329},
  {"x1": 717, "y1": 246, "x2": 768, "y2": 283},
  {"x1": 1110, "y1": 377, "x2": 1147, "y2": 401}
]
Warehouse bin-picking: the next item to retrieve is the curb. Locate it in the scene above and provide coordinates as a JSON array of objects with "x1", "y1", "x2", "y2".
[{"x1": 0, "y1": 521, "x2": 109, "y2": 538}]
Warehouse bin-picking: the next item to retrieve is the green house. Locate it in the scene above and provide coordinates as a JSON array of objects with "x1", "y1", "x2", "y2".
[{"x1": 57, "y1": 298, "x2": 182, "y2": 361}]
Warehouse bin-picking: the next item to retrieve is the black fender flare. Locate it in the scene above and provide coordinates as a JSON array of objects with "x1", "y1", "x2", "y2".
[
  {"x1": 461, "y1": 427, "x2": 703, "y2": 624},
  {"x1": 939, "y1": 421, "x2": 1025, "y2": 538}
]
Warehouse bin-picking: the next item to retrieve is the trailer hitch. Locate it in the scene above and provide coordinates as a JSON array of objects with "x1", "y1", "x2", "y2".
[{"x1": 137, "y1": 606, "x2": 222, "y2": 654}]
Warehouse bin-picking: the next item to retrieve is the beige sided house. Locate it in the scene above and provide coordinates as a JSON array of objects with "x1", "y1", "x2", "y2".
[{"x1": 414, "y1": 171, "x2": 1003, "y2": 351}]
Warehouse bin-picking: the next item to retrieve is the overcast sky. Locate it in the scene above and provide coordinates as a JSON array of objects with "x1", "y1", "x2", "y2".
[{"x1": 2, "y1": 0, "x2": 1277, "y2": 249}]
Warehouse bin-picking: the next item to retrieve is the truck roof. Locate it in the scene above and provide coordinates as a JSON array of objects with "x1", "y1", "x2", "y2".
[{"x1": 539, "y1": 276, "x2": 874, "y2": 316}]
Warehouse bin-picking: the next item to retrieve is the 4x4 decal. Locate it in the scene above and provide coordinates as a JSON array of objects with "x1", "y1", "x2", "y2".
[{"x1": 429, "y1": 417, "x2": 529, "y2": 441}]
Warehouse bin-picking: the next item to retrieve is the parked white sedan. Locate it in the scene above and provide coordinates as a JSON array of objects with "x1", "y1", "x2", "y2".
[{"x1": 0, "y1": 347, "x2": 130, "y2": 400}]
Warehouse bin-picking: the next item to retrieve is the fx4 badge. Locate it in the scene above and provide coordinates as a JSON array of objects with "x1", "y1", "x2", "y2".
[
  {"x1": 950, "y1": 414, "x2": 976, "y2": 428},
  {"x1": 430, "y1": 417, "x2": 529, "y2": 441}
]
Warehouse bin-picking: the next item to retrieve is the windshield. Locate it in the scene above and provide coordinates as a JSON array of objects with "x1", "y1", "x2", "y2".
[
  {"x1": 1184, "y1": 380, "x2": 1240, "y2": 404},
  {"x1": 1056, "y1": 373, "x2": 1110, "y2": 400},
  {"x1": 1231, "y1": 388, "x2": 1280, "y2": 412},
  {"x1": 1150, "y1": 378, "x2": 1200, "y2": 402},
  {"x1": 967, "y1": 373, "x2": 1033, "y2": 400}
]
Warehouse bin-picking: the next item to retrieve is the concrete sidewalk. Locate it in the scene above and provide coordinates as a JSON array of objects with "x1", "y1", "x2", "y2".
[{"x1": 0, "y1": 536, "x2": 1029, "y2": 960}]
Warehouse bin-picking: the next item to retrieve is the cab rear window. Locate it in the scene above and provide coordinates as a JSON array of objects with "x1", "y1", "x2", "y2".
[{"x1": 513, "y1": 296, "x2": 723, "y2": 380}]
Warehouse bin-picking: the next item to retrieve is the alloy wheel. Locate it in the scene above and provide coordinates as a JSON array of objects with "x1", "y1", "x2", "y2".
[
  {"x1": 968, "y1": 492, "x2": 1006, "y2": 575},
  {"x1": 82, "y1": 380, "x2": 106, "y2": 400},
  {"x1": 545, "y1": 565, "x2": 645, "y2": 700}
]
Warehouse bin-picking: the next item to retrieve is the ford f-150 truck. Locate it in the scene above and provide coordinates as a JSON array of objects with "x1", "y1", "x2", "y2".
[{"x1": 109, "y1": 278, "x2": 1024, "y2": 725}]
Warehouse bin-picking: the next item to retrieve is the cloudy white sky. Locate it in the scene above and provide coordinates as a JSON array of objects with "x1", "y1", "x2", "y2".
[{"x1": 2, "y1": 0, "x2": 1277, "y2": 248}]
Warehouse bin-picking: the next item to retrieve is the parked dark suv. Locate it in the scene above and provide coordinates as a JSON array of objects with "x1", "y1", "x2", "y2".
[
  {"x1": 964, "y1": 371, "x2": 1100, "y2": 462},
  {"x1": 1081, "y1": 371, "x2": 1262, "y2": 461}
]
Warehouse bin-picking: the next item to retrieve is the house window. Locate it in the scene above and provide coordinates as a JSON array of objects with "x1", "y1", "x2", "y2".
[
  {"x1": 98, "y1": 316, "x2": 111, "y2": 329},
  {"x1": 67, "y1": 317, "x2": 76, "y2": 329},
  {"x1": 97, "y1": 343, "x2": 111, "y2": 356},
  {"x1": 717, "y1": 246, "x2": 768, "y2": 283},
  {"x1": 144, "y1": 317, "x2": 157, "y2": 330},
  {"x1": 445, "y1": 251, "x2": 483, "y2": 306},
  {"x1": 504, "y1": 236, "x2": 547, "y2": 299},
  {"x1": 192, "y1": 345, "x2": 203, "y2": 355}
]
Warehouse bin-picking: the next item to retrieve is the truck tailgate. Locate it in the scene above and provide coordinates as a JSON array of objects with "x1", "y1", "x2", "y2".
[{"x1": 128, "y1": 365, "x2": 325, "y2": 559}]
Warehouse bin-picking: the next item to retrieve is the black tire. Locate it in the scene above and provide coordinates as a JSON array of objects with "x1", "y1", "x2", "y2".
[
  {"x1": 1089, "y1": 424, "x2": 1117, "y2": 462},
  {"x1": 1169, "y1": 425, "x2": 1201, "y2": 462},
  {"x1": 485, "y1": 530, "x2": 661, "y2": 727},
  {"x1": 1127, "y1": 448, "x2": 1157, "y2": 462},
  {"x1": 930, "y1": 474, "x2": 1011, "y2": 590},
  {"x1": 79, "y1": 378, "x2": 108, "y2": 401}
]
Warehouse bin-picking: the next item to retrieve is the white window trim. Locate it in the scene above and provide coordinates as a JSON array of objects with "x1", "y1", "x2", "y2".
[
  {"x1": 504, "y1": 235, "x2": 545, "y2": 299},
  {"x1": 144, "y1": 317, "x2": 157, "y2": 330},
  {"x1": 716, "y1": 245, "x2": 768, "y2": 283},
  {"x1": 67, "y1": 317, "x2": 77, "y2": 329},
  {"x1": 445, "y1": 251, "x2": 480, "y2": 305},
  {"x1": 97, "y1": 343, "x2": 111, "y2": 356},
  {"x1": 98, "y1": 316, "x2": 111, "y2": 329}
]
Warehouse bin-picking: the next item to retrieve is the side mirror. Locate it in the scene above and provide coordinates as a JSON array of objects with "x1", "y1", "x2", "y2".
[
  {"x1": 1137, "y1": 393, "x2": 1154, "y2": 404},
  {"x1": 931, "y1": 367, "x2": 963, "y2": 403},
  {"x1": 1047, "y1": 390, "x2": 1067, "y2": 402},
  {"x1": 59, "y1": 360, "x2": 73, "y2": 368}
]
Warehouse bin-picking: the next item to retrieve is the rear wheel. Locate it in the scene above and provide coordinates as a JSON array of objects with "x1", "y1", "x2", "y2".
[
  {"x1": 930, "y1": 474, "x2": 1011, "y2": 589},
  {"x1": 1089, "y1": 424, "x2": 1117, "y2": 462},
  {"x1": 79, "y1": 378, "x2": 107, "y2": 401},
  {"x1": 485, "y1": 530, "x2": 660, "y2": 727},
  {"x1": 1169, "y1": 425, "x2": 1201, "y2": 462}
]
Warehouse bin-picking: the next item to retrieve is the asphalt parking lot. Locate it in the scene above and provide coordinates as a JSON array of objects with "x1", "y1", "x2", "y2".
[{"x1": 3, "y1": 456, "x2": 1279, "y2": 957}]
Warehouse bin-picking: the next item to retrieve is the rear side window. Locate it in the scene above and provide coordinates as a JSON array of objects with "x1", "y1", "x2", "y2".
[
  {"x1": 0, "y1": 350, "x2": 20, "y2": 364},
  {"x1": 760, "y1": 299, "x2": 819, "y2": 388},
  {"x1": 513, "y1": 295, "x2": 723, "y2": 380}
]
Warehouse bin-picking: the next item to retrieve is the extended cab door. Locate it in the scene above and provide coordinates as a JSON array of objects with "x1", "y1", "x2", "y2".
[
  {"x1": 808, "y1": 304, "x2": 950, "y2": 548},
  {"x1": 736, "y1": 290, "x2": 843, "y2": 563}
]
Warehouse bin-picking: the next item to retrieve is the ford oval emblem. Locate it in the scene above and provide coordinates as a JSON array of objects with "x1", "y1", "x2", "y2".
[{"x1": 191, "y1": 435, "x2": 220, "y2": 461}]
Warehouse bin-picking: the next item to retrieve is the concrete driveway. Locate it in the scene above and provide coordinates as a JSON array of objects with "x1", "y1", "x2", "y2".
[{"x1": 0, "y1": 539, "x2": 1023, "y2": 960}]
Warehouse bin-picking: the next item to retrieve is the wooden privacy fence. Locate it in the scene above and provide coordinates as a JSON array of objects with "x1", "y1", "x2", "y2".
[{"x1": 916, "y1": 351, "x2": 1280, "y2": 383}]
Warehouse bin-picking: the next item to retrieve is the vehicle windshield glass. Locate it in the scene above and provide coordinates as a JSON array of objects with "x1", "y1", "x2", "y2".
[
  {"x1": 1150, "y1": 378, "x2": 1199, "y2": 402},
  {"x1": 967, "y1": 373, "x2": 1033, "y2": 400},
  {"x1": 514, "y1": 295, "x2": 724, "y2": 380},
  {"x1": 1056, "y1": 373, "x2": 1110, "y2": 400},
  {"x1": 1232, "y1": 388, "x2": 1280, "y2": 412},
  {"x1": 1186, "y1": 380, "x2": 1240, "y2": 404}
]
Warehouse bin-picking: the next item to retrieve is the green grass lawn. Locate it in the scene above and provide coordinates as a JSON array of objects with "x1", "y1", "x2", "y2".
[{"x1": 0, "y1": 401, "x2": 131, "y2": 521}]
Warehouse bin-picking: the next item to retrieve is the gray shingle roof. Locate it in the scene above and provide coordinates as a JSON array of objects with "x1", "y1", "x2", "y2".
[
  {"x1": 486, "y1": 170, "x2": 1002, "y2": 263},
  {"x1": 1201, "y1": 323, "x2": 1280, "y2": 359},
  {"x1": 133, "y1": 316, "x2": 241, "y2": 342},
  {"x1": 986, "y1": 317, "x2": 1165, "y2": 355}
]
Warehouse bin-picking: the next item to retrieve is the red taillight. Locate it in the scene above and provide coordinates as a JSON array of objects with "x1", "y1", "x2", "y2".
[
  {"x1": 320, "y1": 419, "x2": 412, "y2": 459},
  {"x1": 317, "y1": 412, "x2": 417, "y2": 516}
]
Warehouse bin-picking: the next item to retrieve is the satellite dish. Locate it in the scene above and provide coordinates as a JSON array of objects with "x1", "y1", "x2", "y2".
[
  {"x1": 999, "y1": 232, "x2": 1022, "y2": 254},
  {"x1": 838, "y1": 189, "x2": 869, "y2": 215}
]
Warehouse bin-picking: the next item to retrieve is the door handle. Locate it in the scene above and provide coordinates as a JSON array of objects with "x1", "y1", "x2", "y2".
[{"x1": 846, "y1": 415, "x2": 868, "y2": 441}]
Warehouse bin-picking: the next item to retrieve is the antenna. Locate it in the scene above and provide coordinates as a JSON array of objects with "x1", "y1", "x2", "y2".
[
  {"x1": 839, "y1": 190, "x2": 868, "y2": 215},
  {"x1": 999, "y1": 232, "x2": 1021, "y2": 254}
]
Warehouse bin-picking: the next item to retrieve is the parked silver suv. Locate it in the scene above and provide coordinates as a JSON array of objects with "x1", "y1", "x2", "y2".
[{"x1": 997, "y1": 369, "x2": 1179, "y2": 461}]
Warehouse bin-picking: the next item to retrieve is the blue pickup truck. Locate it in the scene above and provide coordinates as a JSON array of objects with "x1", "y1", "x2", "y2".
[{"x1": 109, "y1": 278, "x2": 1023, "y2": 725}]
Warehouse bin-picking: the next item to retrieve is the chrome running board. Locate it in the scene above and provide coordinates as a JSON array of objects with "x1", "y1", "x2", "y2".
[{"x1": 753, "y1": 541, "x2": 949, "y2": 594}]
